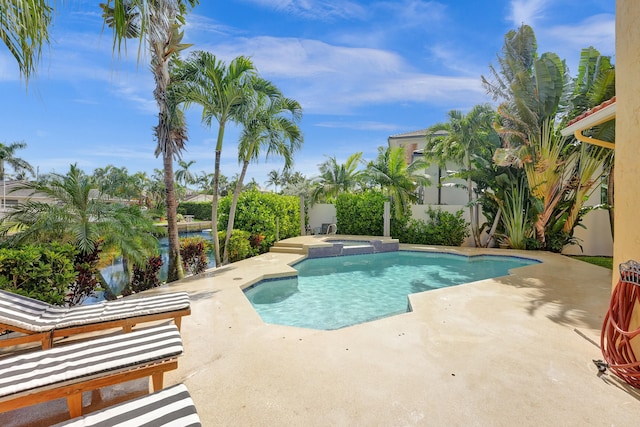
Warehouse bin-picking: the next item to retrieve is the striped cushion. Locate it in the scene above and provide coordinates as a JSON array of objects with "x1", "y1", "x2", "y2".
[
  {"x1": 0, "y1": 324, "x2": 183, "y2": 398},
  {"x1": 0, "y1": 290, "x2": 52, "y2": 332},
  {"x1": 53, "y1": 292, "x2": 191, "y2": 329},
  {"x1": 0, "y1": 291, "x2": 190, "y2": 333},
  {"x1": 52, "y1": 384, "x2": 201, "y2": 427}
]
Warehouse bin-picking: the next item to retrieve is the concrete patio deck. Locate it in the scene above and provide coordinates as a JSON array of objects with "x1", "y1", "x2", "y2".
[{"x1": 2, "y1": 237, "x2": 639, "y2": 426}]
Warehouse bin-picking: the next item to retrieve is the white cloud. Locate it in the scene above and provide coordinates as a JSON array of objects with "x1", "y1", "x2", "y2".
[
  {"x1": 508, "y1": 0, "x2": 549, "y2": 27},
  {"x1": 543, "y1": 14, "x2": 615, "y2": 56},
  {"x1": 201, "y1": 36, "x2": 485, "y2": 115}
]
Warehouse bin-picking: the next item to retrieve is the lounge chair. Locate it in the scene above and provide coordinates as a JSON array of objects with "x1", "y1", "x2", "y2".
[
  {"x1": 0, "y1": 289, "x2": 190, "y2": 350},
  {"x1": 52, "y1": 383, "x2": 201, "y2": 426},
  {"x1": 0, "y1": 323, "x2": 183, "y2": 419}
]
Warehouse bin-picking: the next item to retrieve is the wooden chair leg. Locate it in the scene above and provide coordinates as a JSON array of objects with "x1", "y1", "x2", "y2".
[
  {"x1": 174, "y1": 316, "x2": 182, "y2": 331},
  {"x1": 67, "y1": 393, "x2": 83, "y2": 419},
  {"x1": 151, "y1": 372, "x2": 164, "y2": 392}
]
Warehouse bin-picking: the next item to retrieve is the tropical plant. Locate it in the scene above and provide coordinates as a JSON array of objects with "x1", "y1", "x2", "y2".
[
  {"x1": 222, "y1": 80, "x2": 303, "y2": 265},
  {"x1": 482, "y1": 24, "x2": 569, "y2": 147},
  {"x1": 364, "y1": 146, "x2": 429, "y2": 220},
  {"x1": 172, "y1": 52, "x2": 258, "y2": 266},
  {"x1": 180, "y1": 236, "x2": 209, "y2": 275},
  {"x1": 493, "y1": 174, "x2": 530, "y2": 250},
  {"x1": 0, "y1": 164, "x2": 158, "y2": 286},
  {"x1": 312, "y1": 153, "x2": 365, "y2": 203}
]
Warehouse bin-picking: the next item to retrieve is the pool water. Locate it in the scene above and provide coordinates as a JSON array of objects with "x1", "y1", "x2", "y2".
[{"x1": 244, "y1": 251, "x2": 538, "y2": 330}]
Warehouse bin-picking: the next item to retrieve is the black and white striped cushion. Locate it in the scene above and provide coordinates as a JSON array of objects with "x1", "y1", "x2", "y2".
[
  {"x1": 52, "y1": 384, "x2": 201, "y2": 427},
  {"x1": 0, "y1": 324, "x2": 183, "y2": 398},
  {"x1": 0, "y1": 290, "x2": 52, "y2": 332},
  {"x1": 53, "y1": 292, "x2": 191, "y2": 328},
  {"x1": 0, "y1": 291, "x2": 190, "y2": 332}
]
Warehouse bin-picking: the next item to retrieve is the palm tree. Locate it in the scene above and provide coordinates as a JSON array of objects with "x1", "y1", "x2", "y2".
[
  {"x1": 0, "y1": 0, "x2": 52, "y2": 84},
  {"x1": 265, "y1": 169, "x2": 284, "y2": 193},
  {"x1": 0, "y1": 164, "x2": 157, "y2": 282},
  {"x1": 364, "y1": 146, "x2": 430, "y2": 220},
  {"x1": 424, "y1": 105, "x2": 498, "y2": 245},
  {"x1": 0, "y1": 141, "x2": 35, "y2": 210},
  {"x1": 312, "y1": 153, "x2": 364, "y2": 203},
  {"x1": 102, "y1": 0, "x2": 198, "y2": 281},
  {"x1": 175, "y1": 159, "x2": 196, "y2": 190},
  {"x1": 172, "y1": 52, "x2": 258, "y2": 265},
  {"x1": 222, "y1": 81, "x2": 303, "y2": 265}
]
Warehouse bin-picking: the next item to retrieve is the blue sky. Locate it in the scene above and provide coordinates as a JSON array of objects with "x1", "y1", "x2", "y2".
[{"x1": 0, "y1": 0, "x2": 614, "y2": 188}]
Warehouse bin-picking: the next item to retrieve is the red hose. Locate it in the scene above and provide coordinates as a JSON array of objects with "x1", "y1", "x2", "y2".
[{"x1": 601, "y1": 260, "x2": 640, "y2": 387}]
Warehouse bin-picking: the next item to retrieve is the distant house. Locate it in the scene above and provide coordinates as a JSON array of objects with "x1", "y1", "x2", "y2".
[
  {"x1": 0, "y1": 181, "x2": 50, "y2": 212},
  {"x1": 387, "y1": 128, "x2": 467, "y2": 205}
]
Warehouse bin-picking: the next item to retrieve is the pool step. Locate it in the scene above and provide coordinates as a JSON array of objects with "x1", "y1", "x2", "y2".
[{"x1": 270, "y1": 242, "x2": 306, "y2": 255}]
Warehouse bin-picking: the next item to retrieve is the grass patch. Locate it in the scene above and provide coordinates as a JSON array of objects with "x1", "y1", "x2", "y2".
[{"x1": 571, "y1": 256, "x2": 613, "y2": 270}]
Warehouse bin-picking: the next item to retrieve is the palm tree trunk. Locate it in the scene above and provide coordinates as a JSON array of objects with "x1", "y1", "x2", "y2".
[
  {"x1": 211, "y1": 123, "x2": 226, "y2": 266},
  {"x1": 223, "y1": 160, "x2": 249, "y2": 265},
  {"x1": 163, "y1": 150, "x2": 184, "y2": 282}
]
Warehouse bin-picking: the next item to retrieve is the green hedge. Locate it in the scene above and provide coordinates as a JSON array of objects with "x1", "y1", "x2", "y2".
[
  {"x1": 335, "y1": 192, "x2": 386, "y2": 235},
  {"x1": 177, "y1": 202, "x2": 212, "y2": 221},
  {"x1": 217, "y1": 191, "x2": 300, "y2": 251},
  {"x1": 0, "y1": 244, "x2": 78, "y2": 305}
]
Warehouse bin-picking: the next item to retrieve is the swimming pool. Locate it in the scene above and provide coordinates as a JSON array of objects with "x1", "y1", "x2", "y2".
[{"x1": 243, "y1": 251, "x2": 539, "y2": 330}]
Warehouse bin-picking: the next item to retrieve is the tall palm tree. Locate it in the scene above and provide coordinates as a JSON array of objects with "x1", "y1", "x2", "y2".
[
  {"x1": 0, "y1": 0, "x2": 52, "y2": 85},
  {"x1": 424, "y1": 104, "x2": 499, "y2": 246},
  {"x1": 102, "y1": 0, "x2": 198, "y2": 281},
  {"x1": 0, "y1": 141, "x2": 35, "y2": 210},
  {"x1": 312, "y1": 153, "x2": 364, "y2": 203},
  {"x1": 364, "y1": 146, "x2": 429, "y2": 220},
  {"x1": 222, "y1": 81, "x2": 303, "y2": 265},
  {"x1": 172, "y1": 52, "x2": 258, "y2": 265}
]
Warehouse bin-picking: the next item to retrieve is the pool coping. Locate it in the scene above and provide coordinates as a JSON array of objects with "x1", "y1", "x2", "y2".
[{"x1": 6, "y1": 236, "x2": 639, "y2": 427}]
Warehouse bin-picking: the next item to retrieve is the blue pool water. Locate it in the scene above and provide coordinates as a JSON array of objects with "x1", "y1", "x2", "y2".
[{"x1": 244, "y1": 251, "x2": 539, "y2": 330}]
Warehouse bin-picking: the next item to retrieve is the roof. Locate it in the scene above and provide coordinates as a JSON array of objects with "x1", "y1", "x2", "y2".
[
  {"x1": 561, "y1": 96, "x2": 616, "y2": 137},
  {"x1": 388, "y1": 129, "x2": 447, "y2": 139}
]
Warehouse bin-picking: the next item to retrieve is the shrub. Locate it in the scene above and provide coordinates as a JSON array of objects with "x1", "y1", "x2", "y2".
[
  {"x1": 0, "y1": 244, "x2": 78, "y2": 305},
  {"x1": 67, "y1": 244, "x2": 102, "y2": 306},
  {"x1": 177, "y1": 202, "x2": 212, "y2": 221},
  {"x1": 396, "y1": 208, "x2": 469, "y2": 246},
  {"x1": 335, "y1": 192, "x2": 386, "y2": 235},
  {"x1": 218, "y1": 191, "x2": 300, "y2": 252},
  {"x1": 218, "y1": 230, "x2": 252, "y2": 263},
  {"x1": 125, "y1": 256, "x2": 163, "y2": 294},
  {"x1": 180, "y1": 237, "x2": 209, "y2": 275}
]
